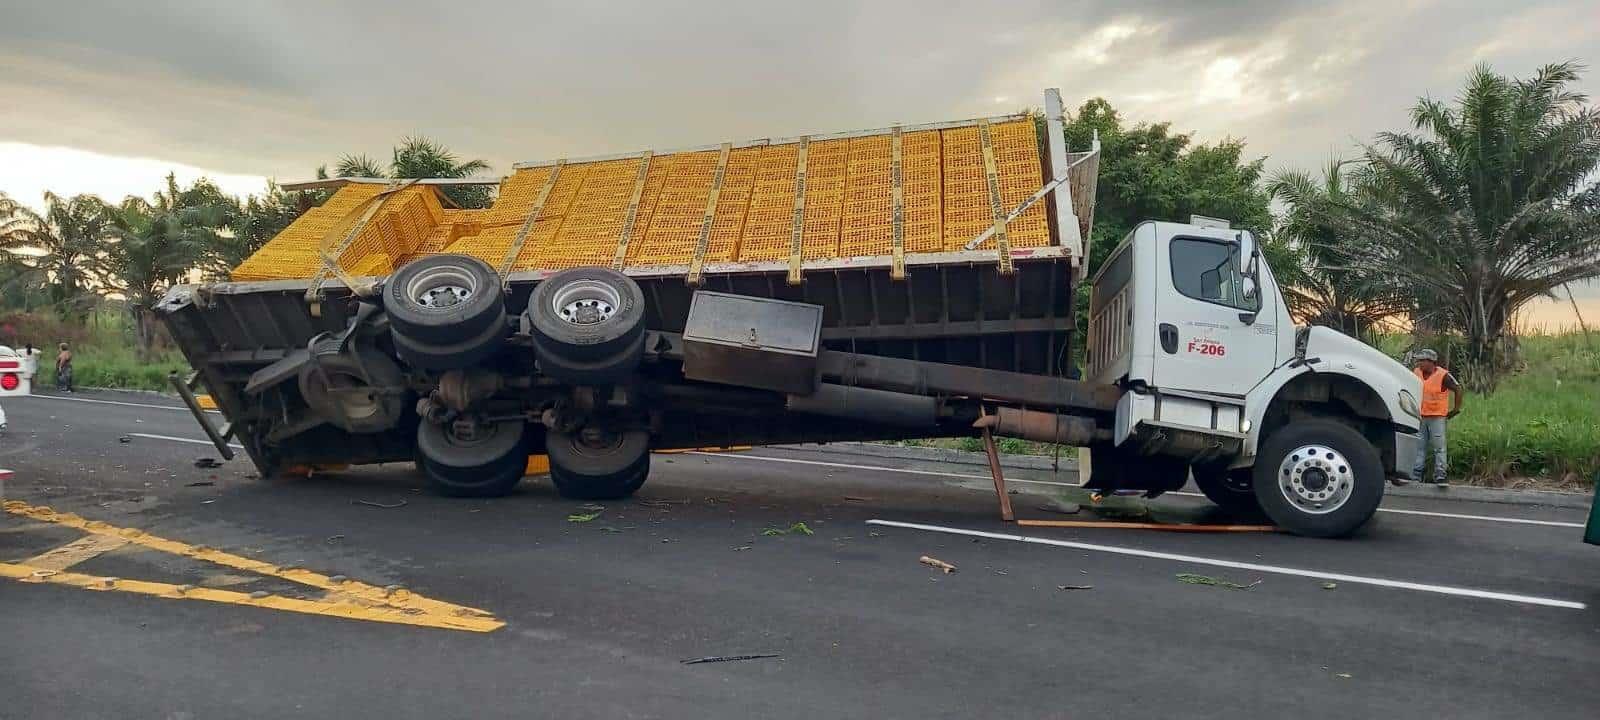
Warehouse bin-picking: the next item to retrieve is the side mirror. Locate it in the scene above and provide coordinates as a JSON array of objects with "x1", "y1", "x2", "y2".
[
  {"x1": 1236, "y1": 231, "x2": 1256, "y2": 274},
  {"x1": 1242, "y1": 276, "x2": 1258, "y2": 300}
]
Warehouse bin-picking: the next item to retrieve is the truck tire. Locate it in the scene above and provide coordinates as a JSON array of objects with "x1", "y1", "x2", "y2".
[
  {"x1": 532, "y1": 333, "x2": 644, "y2": 385},
  {"x1": 1252, "y1": 419, "x2": 1384, "y2": 537},
  {"x1": 525, "y1": 267, "x2": 646, "y2": 361},
  {"x1": 385, "y1": 254, "x2": 506, "y2": 346},
  {"x1": 546, "y1": 427, "x2": 651, "y2": 500},
  {"x1": 1191, "y1": 463, "x2": 1265, "y2": 517},
  {"x1": 299, "y1": 339, "x2": 408, "y2": 434},
  {"x1": 392, "y1": 312, "x2": 508, "y2": 371},
  {"x1": 416, "y1": 417, "x2": 528, "y2": 497}
]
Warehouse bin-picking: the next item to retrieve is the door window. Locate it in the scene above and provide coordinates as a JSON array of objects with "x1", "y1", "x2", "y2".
[{"x1": 1170, "y1": 237, "x2": 1252, "y2": 310}]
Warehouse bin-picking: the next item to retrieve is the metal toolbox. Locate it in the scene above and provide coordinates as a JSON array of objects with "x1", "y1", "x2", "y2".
[{"x1": 681, "y1": 291, "x2": 823, "y2": 395}]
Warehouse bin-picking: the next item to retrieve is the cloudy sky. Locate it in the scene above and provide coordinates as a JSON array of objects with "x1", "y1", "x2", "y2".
[{"x1": 2, "y1": 0, "x2": 1597, "y2": 319}]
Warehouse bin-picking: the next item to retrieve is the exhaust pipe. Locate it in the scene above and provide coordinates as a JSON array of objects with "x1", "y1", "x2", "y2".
[
  {"x1": 787, "y1": 384, "x2": 939, "y2": 427},
  {"x1": 975, "y1": 407, "x2": 1107, "y2": 445}
]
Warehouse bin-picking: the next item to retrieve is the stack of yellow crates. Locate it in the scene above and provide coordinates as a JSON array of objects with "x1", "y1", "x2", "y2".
[{"x1": 230, "y1": 117, "x2": 1050, "y2": 281}]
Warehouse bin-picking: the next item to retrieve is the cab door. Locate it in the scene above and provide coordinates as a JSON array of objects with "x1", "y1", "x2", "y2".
[{"x1": 1150, "y1": 229, "x2": 1279, "y2": 397}]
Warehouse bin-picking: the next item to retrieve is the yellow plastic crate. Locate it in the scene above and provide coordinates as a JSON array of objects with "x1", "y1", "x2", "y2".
[{"x1": 230, "y1": 117, "x2": 1051, "y2": 281}]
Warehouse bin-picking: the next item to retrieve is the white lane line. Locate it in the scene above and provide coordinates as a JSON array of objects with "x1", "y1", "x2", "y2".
[
  {"x1": 694, "y1": 452, "x2": 1584, "y2": 528},
  {"x1": 128, "y1": 432, "x2": 243, "y2": 450},
  {"x1": 1373, "y1": 507, "x2": 1583, "y2": 528},
  {"x1": 17, "y1": 393, "x2": 218, "y2": 413},
  {"x1": 867, "y1": 519, "x2": 1587, "y2": 610}
]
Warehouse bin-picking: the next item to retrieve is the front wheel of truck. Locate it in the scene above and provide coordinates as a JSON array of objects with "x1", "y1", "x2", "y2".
[
  {"x1": 546, "y1": 427, "x2": 651, "y2": 500},
  {"x1": 1252, "y1": 419, "x2": 1384, "y2": 538}
]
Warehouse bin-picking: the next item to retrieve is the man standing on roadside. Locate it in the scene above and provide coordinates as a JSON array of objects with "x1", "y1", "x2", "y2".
[
  {"x1": 55, "y1": 342, "x2": 73, "y2": 393},
  {"x1": 1407, "y1": 349, "x2": 1462, "y2": 487}
]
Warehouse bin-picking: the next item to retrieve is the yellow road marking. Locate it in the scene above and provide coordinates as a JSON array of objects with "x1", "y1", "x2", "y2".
[
  {"x1": 23, "y1": 533, "x2": 131, "y2": 571},
  {"x1": 1, "y1": 500, "x2": 504, "y2": 633}
]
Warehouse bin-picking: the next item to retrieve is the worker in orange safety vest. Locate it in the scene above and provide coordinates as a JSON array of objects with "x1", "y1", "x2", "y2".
[{"x1": 1403, "y1": 348, "x2": 1463, "y2": 487}]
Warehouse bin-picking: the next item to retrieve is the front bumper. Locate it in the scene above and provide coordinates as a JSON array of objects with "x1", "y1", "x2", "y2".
[{"x1": 1391, "y1": 429, "x2": 1420, "y2": 478}]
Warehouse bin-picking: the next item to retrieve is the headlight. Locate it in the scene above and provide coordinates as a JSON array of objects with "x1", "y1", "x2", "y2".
[{"x1": 1397, "y1": 389, "x2": 1420, "y2": 419}]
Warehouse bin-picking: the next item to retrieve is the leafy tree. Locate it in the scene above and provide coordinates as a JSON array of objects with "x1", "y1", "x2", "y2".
[
  {"x1": 332, "y1": 136, "x2": 493, "y2": 208},
  {"x1": 1268, "y1": 161, "x2": 1414, "y2": 337},
  {"x1": 1308, "y1": 62, "x2": 1600, "y2": 388},
  {"x1": 0, "y1": 191, "x2": 114, "y2": 319},
  {"x1": 96, "y1": 174, "x2": 233, "y2": 357}
]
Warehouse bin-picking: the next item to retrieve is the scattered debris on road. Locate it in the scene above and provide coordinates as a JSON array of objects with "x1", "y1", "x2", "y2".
[
  {"x1": 637, "y1": 499, "x2": 688, "y2": 509},
  {"x1": 1322, "y1": 582, "x2": 1338, "y2": 590},
  {"x1": 680, "y1": 653, "x2": 782, "y2": 665},
  {"x1": 1175, "y1": 573, "x2": 1260, "y2": 590},
  {"x1": 1039, "y1": 500, "x2": 1082, "y2": 515},
  {"x1": 761, "y1": 522, "x2": 814, "y2": 536},
  {"x1": 355, "y1": 499, "x2": 408, "y2": 509},
  {"x1": 843, "y1": 496, "x2": 874, "y2": 503},
  {"x1": 193, "y1": 458, "x2": 222, "y2": 469},
  {"x1": 920, "y1": 556, "x2": 957, "y2": 574},
  {"x1": 118, "y1": 436, "x2": 131, "y2": 444},
  {"x1": 186, "y1": 481, "x2": 215, "y2": 487},
  {"x1": 733, "y1": 545, "x2": 752, "y2": 551},
  {"x1": 567, "y1": 512, "x2": 602, "y2": 523},
  {"x1": 1057, "y1": 584, "x2": 1094, "y2": 591},
  {"x1": 325, "y1": 535, "x2": 346, "y2": 544}
]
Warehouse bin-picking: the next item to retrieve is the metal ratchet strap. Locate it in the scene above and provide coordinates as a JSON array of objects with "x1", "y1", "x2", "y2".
[
  {"x1": 611, "y1": 151, "x2": 653, "y2": 271},
  {"x1": 305, "y1": 179, "x2": 419, "y2": 312},
  {"x1": 890, "y1": 126, "x2": 906, "y2": 281},
  {"x1": 686, "y1": 142, "x2": 732, "y2": 286},
  {"x1": 978, "y1": 120, "x2": 1014, "y2": 275},
  {"x1": 498, "y1": 160, "x2": 565, "y2": 289},
  {"x1": 786, "y1": 136, "x2": 809, "y2": 286}
]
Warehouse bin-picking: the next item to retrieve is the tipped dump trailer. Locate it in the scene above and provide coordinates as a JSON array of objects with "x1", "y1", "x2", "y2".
[{"x1": 160, "y1": 89, "x2": 1423, "y2": 536}]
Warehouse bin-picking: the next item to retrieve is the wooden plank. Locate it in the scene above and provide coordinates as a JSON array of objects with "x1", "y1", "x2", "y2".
[
  {"x1": 786, "y1": 136, "x2": 810, "y2": 285},
  {"x1": 1015, "y1": 520, "x2": 1281, "y2": 533},
  {"x1": 611, "y1": 151, "x2": 653, "y2": 270},
  {"x1": 687, "y1": 143, "x2": 733, "y2": 286},
  {"x1": 978, "y1": 120, "x2": 1014, "y2": 276}
]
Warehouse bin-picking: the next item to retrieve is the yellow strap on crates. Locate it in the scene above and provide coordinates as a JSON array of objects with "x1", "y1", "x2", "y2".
[
  {"x1": 978, "y1": 120, "x2": 1014, "y2": 276},
  {"x1": 786, "y1": 136, "x2": 810, "y2": 286},
  {"x1": 304, "y1": 179, "x2": 419, "y2": 311},
  {"x1": 611, "y1": 151, "x2": 653, "y2": 271},
  {"x1": 890, "y1": 126, "x2": 906, "y2": 281},
  {"x1": 687, "y1": 142, "x2": 732, "y2": 286},
  {"x1": 499, "y1": 160, "x2": 565, "y2": 284}
]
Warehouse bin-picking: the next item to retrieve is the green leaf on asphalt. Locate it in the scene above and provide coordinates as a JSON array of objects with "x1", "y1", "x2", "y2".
[
  {"x1": 567, "y1": 512, "x2": 602, "y2": 523},
  {"x1": 1175, "y1": 573, "x2": 1260, "y2": 590}
]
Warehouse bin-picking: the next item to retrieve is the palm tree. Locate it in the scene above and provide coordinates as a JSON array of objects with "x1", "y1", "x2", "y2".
[
  {"x1": 1268, "y1": 161, "x2": 1413, "y2": 338},
  {"x1": 1316, "y1": 62, "x2": 1600, "y2": 388},
  {"x1": 0, "y1": 191, "x2": 113, "y2": 319},
  {"x1": 97, "y1": 174, "x2": 232, "y2": 357},
  {"x1": 331, "y1": 136, "x2": 493, "y2": 208}
]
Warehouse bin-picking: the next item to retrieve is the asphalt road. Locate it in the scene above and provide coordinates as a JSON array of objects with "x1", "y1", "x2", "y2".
[{"x1": 0, "y1": 390, "x2": 1595, "y2": 719}]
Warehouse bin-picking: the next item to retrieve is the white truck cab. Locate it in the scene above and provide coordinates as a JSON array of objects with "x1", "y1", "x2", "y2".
[{"x1": 1087, "y1": 219, "x2": 1422, "y2": 536}]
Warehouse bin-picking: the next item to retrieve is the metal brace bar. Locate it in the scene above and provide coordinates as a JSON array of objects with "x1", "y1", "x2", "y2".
[
  {"x1": 611, "y1": 151, "x2": 653, "y2": 270},
  {"x1": 498, "y1": 160, "x2": 565, "y2": 286},
  {"x1": 169, "y1": 371, "x2": 235, "y2": 461},
  {"x1": 961, "y1": 170, "x2": 1072, "y2": 251},
  {"x1": 978, "y1": 120, "x2": 1014, "y2": 276},
  {"x1": 687, "y1": 142, "x2": 732, "y2": 286},
  {"x1": 890, "y1": 126, "x2": 906, "y2": 281},
  {"x1": 786, "y1": 136, "x2": 810, "y2": 286}
]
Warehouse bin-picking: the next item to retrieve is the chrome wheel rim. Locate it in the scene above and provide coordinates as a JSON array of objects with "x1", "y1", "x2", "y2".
[
  {"x1": 550, "y1": 280, "x2": 621, "y2": 325},
  {"x1": 1277, "y1": 444, "x2": 1355, "y2": 514},
  {"x1": 407, "y1": 266, "x2": 478, "y2": 310}
]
